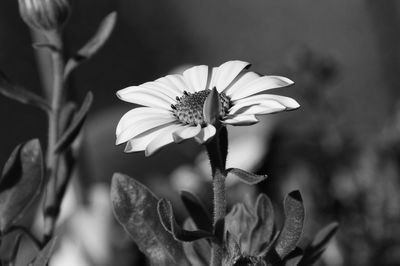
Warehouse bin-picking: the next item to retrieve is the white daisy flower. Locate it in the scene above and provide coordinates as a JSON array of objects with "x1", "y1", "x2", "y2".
[{"x1": 116, "y1": 60, "x2": 299, "y2": 156}]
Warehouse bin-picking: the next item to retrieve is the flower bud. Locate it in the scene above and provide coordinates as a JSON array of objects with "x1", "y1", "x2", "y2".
[{"x1": 18, "y1": 0, "x2": 70, "y2": 32}]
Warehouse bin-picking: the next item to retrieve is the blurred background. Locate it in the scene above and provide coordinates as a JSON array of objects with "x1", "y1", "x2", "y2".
[{"x1": 1, "y1": 0, "x2": 400, "y2": 265}]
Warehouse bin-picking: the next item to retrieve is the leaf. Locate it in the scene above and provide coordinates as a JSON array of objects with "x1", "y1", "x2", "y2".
[
  {"x1": 58, "y1": 102, "x2": 77, "y2": 133},
  {"x1": 9, "y1": 233, "x2": 23, "y2": 262},
  {"x1": 298, "y1": 222, "x2": 339, "y2": 266},
  {"x1": 275, "y1": 191, "x2": 305, "y2": 259},
  {"x1": 64, "y1": 12, "x2": 117, "y2": 79},
  {"x1": 203, "y1": 87, "x2": 221, "y2": 125},
  {"x1": 30, "y1": 237, "x2": 58, "y2": 266},
  {"x1": 0, "y1": 144, "x2": 23, "y2": 193},
  {"x1": 182, "y1": 219, "x2": 211, "y2": 266},
  {"x1": 111, "y1": 173, "x2": 190, "y2": 266},
  {"x1": 226, "y1": 168, "x2": 267, "y2": 185},
  {"x1": 0, "y1": 139, "x2": 44, "y2": 232},
  {"x1": 157, "y1": 198, "x2": 214, "y2": 242},
  {"x1": 180, "y1": 191, "x2": 212, "y2": 232},
  {"x1": 309, "y1": 222, "x2": 338, "y2": 251},
  {"x1": 0, "y1": 70, "x2": 50, "y2": 112},
  {"x1": 55, "y1": 91, "x2": 93, "y2": 154},
  {"x1": 248, "y1": 194, "x2": 275, "y2": 255}
]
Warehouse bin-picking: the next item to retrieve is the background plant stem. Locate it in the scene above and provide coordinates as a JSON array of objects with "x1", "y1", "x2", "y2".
[{"x1": 43, "y1": 31, "x2": 64, "y2": 244}]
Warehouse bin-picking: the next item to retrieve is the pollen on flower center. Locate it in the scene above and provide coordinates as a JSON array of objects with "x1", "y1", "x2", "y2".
[{"x1": 171, "y1": 89, "x2": 230, "y2": 126}]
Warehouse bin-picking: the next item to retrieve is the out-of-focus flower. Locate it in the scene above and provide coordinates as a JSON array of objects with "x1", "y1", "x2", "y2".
[
  {"x1": 18, "y1": 0, "x2": 70, "y2": 32},
  {"x1": 116, "y1": 60, "x2": 299, "y2": 156}
]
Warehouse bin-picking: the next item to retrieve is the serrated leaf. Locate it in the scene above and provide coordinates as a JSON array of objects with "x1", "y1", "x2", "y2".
[
  {"x1": 64, "y1": 12, "x2": 117, "y2": 79},
  {"x1": 180, "y1": 191, "x2": 212, "y2": 232},
  {"x1": 203, "y1": 87, "x2": 221, "y2": 125},
  {"x1": 30, "y1": 237, "x2": 58, "y2": 266},
  {"x1": 226, "y1": 168, "x2": 267, "y2": 185},
  {"x1": 0, "y1": 70, "x2": 50, "y2": 112},
  {"x1": 275, "y1": 191, "x2": 305, "y2": 259},
  {"x1": 157, "y1": 198, "x2": 213, "y2": 242},
  {"x1": 0, "y1": 139, "x2": 44, "y2": 232},
  {"x1": 111, "y1": 173, "x2": 190, "y2": 266},
  {"x1": 55, "y1": 91, "x2": 93, "y2": 153}
]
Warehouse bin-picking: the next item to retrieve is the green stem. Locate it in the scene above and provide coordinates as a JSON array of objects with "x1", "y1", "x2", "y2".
[
  {"x1": 43, "y1": 31, "x2": 64, "y2": 244},
  {"x1": 206, "y1": 127, "x2": 228, "y2": 266}
]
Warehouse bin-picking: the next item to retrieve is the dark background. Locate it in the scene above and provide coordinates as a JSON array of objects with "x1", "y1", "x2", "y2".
[{"x1": 1, "y1": 0, "x2": 400, "y2": 265}]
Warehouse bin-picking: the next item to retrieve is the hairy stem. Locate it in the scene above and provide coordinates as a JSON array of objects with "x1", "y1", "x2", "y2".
[
  {"x1": 206, "y1": 127, "x2": 228, "y2": 266},
  {"x1": 43, "y1": 32, "x2": 64, "y2": 244}
]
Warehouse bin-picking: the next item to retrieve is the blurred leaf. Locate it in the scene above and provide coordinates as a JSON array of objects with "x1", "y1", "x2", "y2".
[
  {"x1": 29, "y1": 237, "x2": 58, "y2": 266},
  {"x1": 9, "y1": 233, "x2": 22, "y2": 262},
  {"x1": 298, "y1": 222, "x2": 338, "y2": 266},
  {"x1": 64, "y1": 12, "x2": 117, "y2": 79},
  {"x1": 180, "y1": 191, "x2": 212, "y2": 232},
  {"x1": 58, "y1": 102, "x2": 77, "y2": 133},
  {"x1": 182, "y1": 219, "x2": 211, "y2": 266},
  {"x1": 0, "y1": 144, "x2": 23, "y2": 193},
  {"x1": 226, "y1": 168, "x2": 267, "y2": 185},
  {"x1": 203, "y1": 87, "x2": 221, "y2": 125},
  {"x1": 248, "y1": 194, "x2": 275, "y2": 254},
  {"x1": 0, "y1": 139, "x2": 43, "y2": 232},
  {"x1": 55, "y1": 91, "x2": 93, "y2": 153},
  {"x1": 275, "y1": 191, "x2": 305, "y2": 259},
  {"x1": 0, "y1": 70, "x2": 50, "y2": 112},
  {"x1": 111, "y1": 173, "x2": 190, "y2": 266},
  {"x1": 157, "y1": 198, "x2": 213, "y2": 242},
  {"x1": 285, "y1": 247, "x2": 303, "y2": 266}
]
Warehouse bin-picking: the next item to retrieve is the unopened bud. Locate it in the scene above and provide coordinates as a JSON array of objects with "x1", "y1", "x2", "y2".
[{"x1": 18, "y1": 0, "x2": 70, "y2": 32}]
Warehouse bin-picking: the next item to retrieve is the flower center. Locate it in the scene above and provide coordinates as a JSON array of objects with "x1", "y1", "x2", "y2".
[{"x1": 171, "y1": 89, "x2": 230, "y2": 126}]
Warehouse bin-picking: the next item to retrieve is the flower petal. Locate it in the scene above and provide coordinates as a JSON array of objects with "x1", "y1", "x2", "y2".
[
  {"x1": 229, "y1": 94, "x2": 300, "y2": 115},
  {"x1": 229, "y1": 76, "x2": 294, "y2": 101},
  {"x1": 141, "y1": 81, "x2": 181, "y2": 100},
  {"x1": 116, "y1": 107, "x2": 173, "y2": 136},
  {"x1": 117, "y1": 86, "x2": 175, "y2": 109},
  {"x1": 223, "y1": 71, "x2": 260, "y2": 97},
  {"x1": 183, "y1": 65, "x2": 210, "y2": 92},
  {"x1": 159, "y1": 74, "x2": 188, "y2": 94},
  {"x1": 214, "y1": 60, "x2": 250, "y2": 93},
  {"x1": 223, "y1": 115, "x2": 259, "y2": 126},
  {"x1": 230, "y1": 104, "x2": 286, "y2": 116},
  {"x1": 124, "y1": 123, "x2": 182, "y2": 153},
  {"x1": 116, "y1": 116, "x2": 176, "y2": 145},
  {"x1": 172, "y1": 124, "x2": 202, "y2": 143},
  {"x1": 145, "y1": 124, "x2": 187, "y2": 156},
  {"x1": 194, "y1": 124, "x2": 216, "y2": 144}
]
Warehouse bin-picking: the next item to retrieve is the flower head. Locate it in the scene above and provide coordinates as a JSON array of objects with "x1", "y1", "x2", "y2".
[
  {"x1": 18, "y1": 0, "x2": 70, "y2": 32},
  {"x1": 116, "y1": 60, "x2": 299, "y2": 156}
]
